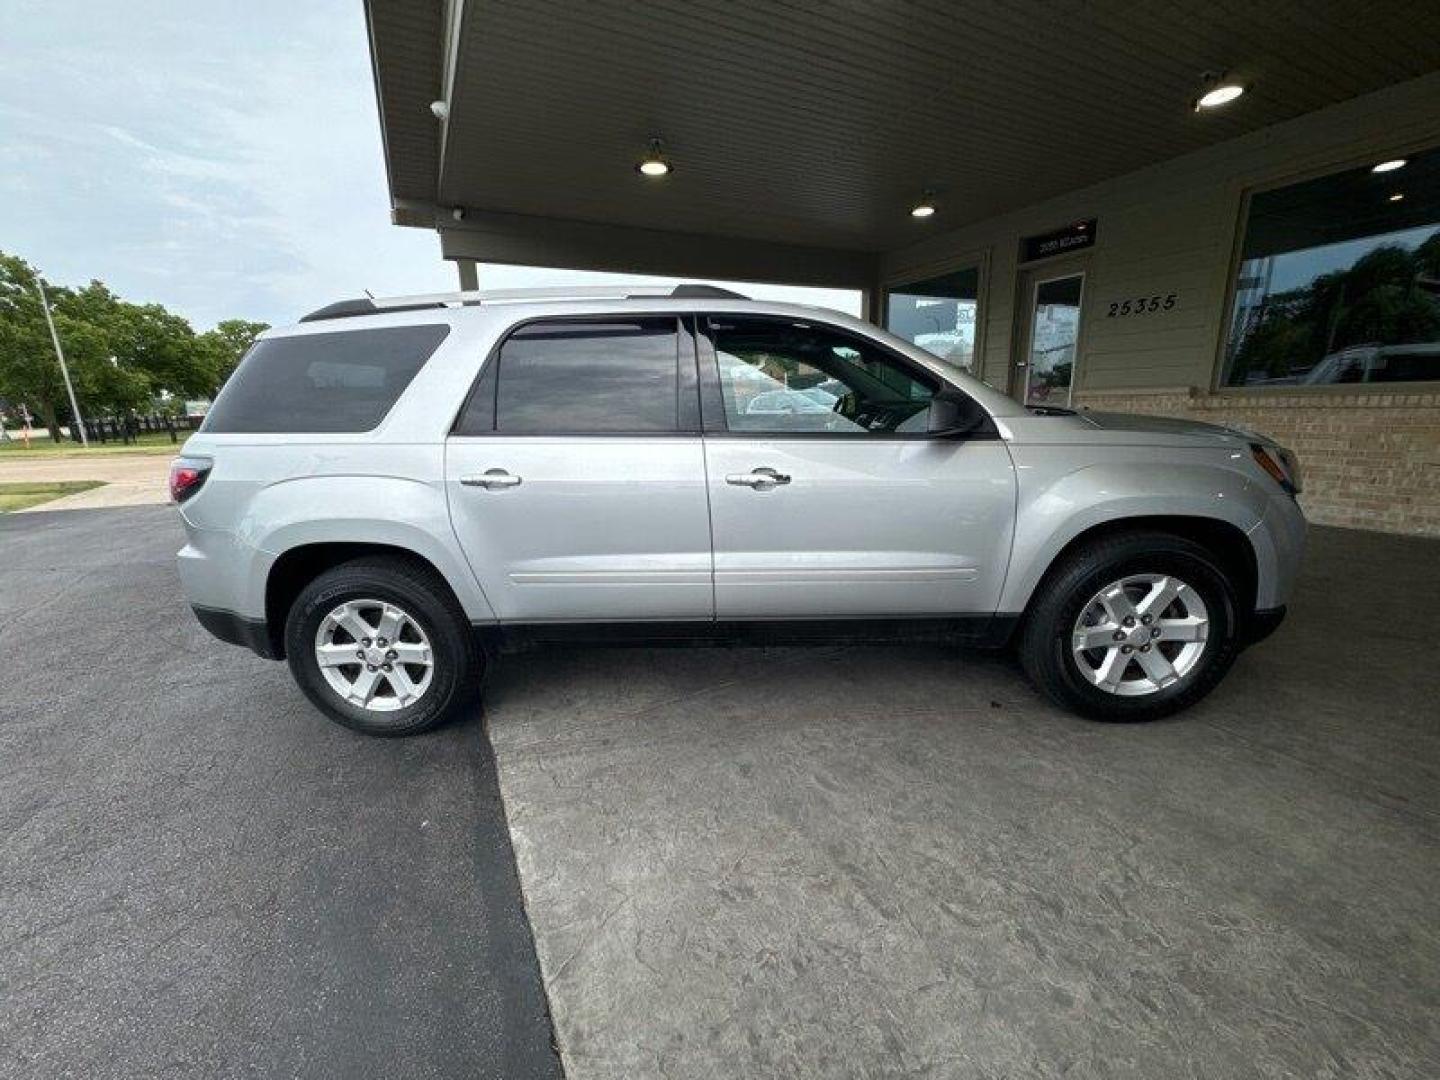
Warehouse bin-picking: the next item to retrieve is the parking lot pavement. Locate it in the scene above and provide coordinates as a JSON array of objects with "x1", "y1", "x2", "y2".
[
  {"x1": 0, "y1": 507, "x2": 560, "y2": 1079},
  {"x1": 486, "y1": 526, "x2": 1440, "y2": 1080},
  {"x1": 9, "y1": 509, "x2": 1439, "y2": 1080}
]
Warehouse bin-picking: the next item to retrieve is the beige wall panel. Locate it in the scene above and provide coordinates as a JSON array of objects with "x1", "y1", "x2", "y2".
[
  {"x1": 882, "y1": 71, "x2": 1440, "y2": 395},
  {"x1": 879, "y1": 73, "x2": 1440, "y2": 534}
]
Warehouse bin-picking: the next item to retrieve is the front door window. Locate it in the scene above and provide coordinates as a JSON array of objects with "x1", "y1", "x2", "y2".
[
  {"x1": 1024, "y1": 275, "x2": 1083, "y2": 406},
  {"x1": 707, "y1": 317, "x2": 936, "y2": 434}
]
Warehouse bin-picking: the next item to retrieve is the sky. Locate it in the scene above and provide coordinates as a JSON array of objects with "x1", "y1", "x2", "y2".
[{"x1": 0, "y1": 0, "x2": 858, "y2": 332}]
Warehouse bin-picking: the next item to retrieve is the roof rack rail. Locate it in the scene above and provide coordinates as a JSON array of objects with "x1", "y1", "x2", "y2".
[
  {"x1": 665, "y1": 285, "x2": 748, "y2": 299},
  {"x1": 298, "y1": 284, "x2": 750, "y2": 323}
]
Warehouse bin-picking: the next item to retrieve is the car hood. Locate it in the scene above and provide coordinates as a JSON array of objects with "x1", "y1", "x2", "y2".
[{"x1": 1078, "y1": 410, "x2": 1248, "y2": 443}]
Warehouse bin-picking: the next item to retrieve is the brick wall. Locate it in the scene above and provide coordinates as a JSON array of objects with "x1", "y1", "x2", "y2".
[{"x1": 1073, "y1": 390, "x2": 1440, "y2": 538}]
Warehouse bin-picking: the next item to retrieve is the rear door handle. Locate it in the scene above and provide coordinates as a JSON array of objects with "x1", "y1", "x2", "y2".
[
  {"x1": 725, "y1": 467, "x2": 791, "y2": 490},
  {"x1": 461, "y1": 469, "x2": 522, "y2": 490}
]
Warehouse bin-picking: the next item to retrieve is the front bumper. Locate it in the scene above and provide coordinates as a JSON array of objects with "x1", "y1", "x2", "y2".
[
  {"x1": 1247, "y1": 494, "x2": 1307, "y2": 611},
  {"x1": 1243, "y1": 605, "x2": 1287, "y2": 646}
]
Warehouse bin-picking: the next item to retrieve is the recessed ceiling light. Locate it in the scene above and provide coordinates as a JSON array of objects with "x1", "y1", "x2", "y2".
[
  {"x1": 1194, "y1": 82, "x2": 1246, "y2": 110},
  {"x1": 911, "y1": 192, "x2": 936, "y2": 218},
  {"x1": 1389, "y1": 192, "x2": 1405, "y2": 202},
  {"x1": 1372, "y1": 158, "x2": 1407, "y2": 173},
  {"x1": 636, "y1": 138, "x2": 672, "y2": 178}
]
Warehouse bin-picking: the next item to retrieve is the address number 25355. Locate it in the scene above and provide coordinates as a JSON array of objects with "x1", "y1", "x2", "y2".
[{"x1": 1107, "y1": 293, "x2": 1177, "y2": 317}]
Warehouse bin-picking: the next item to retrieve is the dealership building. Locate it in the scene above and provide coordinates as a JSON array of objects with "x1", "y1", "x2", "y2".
[{"x1": 366, "y1": 2, "x2": 1440, "y2": 536}]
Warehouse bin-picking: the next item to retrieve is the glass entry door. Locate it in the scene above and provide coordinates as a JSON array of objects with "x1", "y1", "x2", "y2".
[{"x1": 1013, "y1": 269, "x2": 1085, "y2": 406}]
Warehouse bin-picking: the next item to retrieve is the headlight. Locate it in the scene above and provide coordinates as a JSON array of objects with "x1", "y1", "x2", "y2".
[{"x1": 1250, "y1": 443, "x2": 1301, "y2": 495}]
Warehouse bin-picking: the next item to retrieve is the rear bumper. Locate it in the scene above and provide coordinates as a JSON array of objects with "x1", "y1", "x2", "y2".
[
  {"x1": 191, "y1": 605, "x2": 280, "y2": 660},
  {"x1": 176, "y1": 512, "x2": 276, "y2": 622},
  {"x1": 1244, "y1": 605, "x2": 1287, "y2": 646}
]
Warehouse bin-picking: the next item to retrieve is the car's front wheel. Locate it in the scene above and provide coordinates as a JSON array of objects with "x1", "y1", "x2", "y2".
[
  {"x1": 284, "y1": 556, "x2": 481, "y2": 736},
  {"x1": 1018, "y1": 531, "x2": 1241, "y2": 721}
]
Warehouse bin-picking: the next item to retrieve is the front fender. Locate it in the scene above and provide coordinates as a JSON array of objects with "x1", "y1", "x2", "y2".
[
  {"x1": 998, "y1": 455, "x2": 1269, "y2": 614},
  {"x1": 237, "y1": 474, "x2": 497, "y2": 623}
]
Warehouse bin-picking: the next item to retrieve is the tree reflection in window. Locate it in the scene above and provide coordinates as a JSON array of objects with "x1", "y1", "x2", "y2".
[{"x1": 1224, "y1": 147, "x2": 1440, "y2": 387}]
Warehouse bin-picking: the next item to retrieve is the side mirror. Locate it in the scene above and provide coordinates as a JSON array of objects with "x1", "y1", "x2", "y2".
[{"x1": 926, "y1": 388, "x2": 988, "y2": 437}]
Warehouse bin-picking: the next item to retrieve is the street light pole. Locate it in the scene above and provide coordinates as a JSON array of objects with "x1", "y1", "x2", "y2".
[{"x1": 35, "y1": 277, "x2": 87, "y2": 447}]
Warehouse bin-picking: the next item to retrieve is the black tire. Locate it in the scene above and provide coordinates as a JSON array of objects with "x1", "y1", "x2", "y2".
[
  {"x1": 1018, "y1": 530, "x2": 1240, "y2": 722},
  {"x1": 284, "y1": 556, "x2": 481, "y2": 736}
]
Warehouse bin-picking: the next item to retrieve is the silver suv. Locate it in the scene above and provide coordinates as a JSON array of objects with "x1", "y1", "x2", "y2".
[{"x1": 173, "y1": 286, "x2": 1305, "y2": 735}]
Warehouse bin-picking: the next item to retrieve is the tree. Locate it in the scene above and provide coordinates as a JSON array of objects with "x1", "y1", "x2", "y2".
[
  {"x1": 197, "y1": 319, "x2": 268, "y2": 391},
  {"x1": 0, "y1": 247, "x2": 269, "y2": 440},
  {"x1": 54, "y1": 283, "x2": 202, "y2": 401},
  {"x1": 1416, "y1": 231, "x2": 1440, "y2": 278},
  {"x1": 0, "y1": 252, "x2": 68, "y2": 440},
  {"x1": 1230, "y1": 231, "x2": 1440, "y2": 383}
]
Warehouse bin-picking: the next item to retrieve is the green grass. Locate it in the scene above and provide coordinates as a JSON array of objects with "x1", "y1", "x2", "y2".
[
  {"x1": 0, "y1": 480, "x2": 106, "y2": 512},
  {"x1": 0, "y1": 430, "x2": 187, "y2": 458}
]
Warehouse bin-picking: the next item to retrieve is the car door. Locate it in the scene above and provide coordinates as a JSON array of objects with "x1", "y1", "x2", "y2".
[
  {"x1": 445, "y1": 315, "x2": 713, "y2": 623},
  {"x1": 699, "y1": 314, "x2": 1016, "y2": 619}
]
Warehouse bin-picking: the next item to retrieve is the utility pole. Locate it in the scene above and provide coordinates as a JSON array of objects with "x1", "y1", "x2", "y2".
[{"x1": 35, "y1": 277, "x2": 87, "y2": 447}]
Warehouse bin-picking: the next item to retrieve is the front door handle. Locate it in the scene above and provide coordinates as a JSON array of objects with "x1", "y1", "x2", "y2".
[
  {"x1": 461, "y1": 469, "x2": 522, "y2": 490},
  {"x1": 725, "y1": 467, "x2": 791, "y2": 490}
]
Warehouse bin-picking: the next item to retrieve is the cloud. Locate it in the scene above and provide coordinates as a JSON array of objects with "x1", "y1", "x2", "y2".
[
  {"x1": 0, "y1": 0, "x2": 857, "y2": 330},
  {"x1": 0, "y1": 0, "x2": 443, "y2": 328}
]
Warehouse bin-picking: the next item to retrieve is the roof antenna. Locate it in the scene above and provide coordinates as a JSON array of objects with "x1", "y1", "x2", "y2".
[{"x1": 363, "y1": 289, "x2": 375, "y2": 298}]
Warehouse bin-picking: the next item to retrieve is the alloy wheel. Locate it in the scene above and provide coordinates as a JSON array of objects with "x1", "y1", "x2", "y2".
[
  {"x1": 1071, "y1": 573, "x2": 1209, "y2": 697},
  {"x1": 314, "y1": 599, "x2": 435, "y2": 712}
]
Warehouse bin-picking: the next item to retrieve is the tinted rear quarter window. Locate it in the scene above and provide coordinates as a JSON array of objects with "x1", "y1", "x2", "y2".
[
  {"x1": 490, "y1": 318, "x2": 680, "y2": 434},
  {"x1": 204, "y1": 324, "x2": 450, "y2": 433}
]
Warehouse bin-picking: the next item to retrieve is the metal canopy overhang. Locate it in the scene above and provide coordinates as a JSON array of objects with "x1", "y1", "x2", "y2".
[{"x1": 367, "y1": 0, "x2": 1440, "y2": 287}]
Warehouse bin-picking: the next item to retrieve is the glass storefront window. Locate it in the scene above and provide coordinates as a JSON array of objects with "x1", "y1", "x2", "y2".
[
  {"x1": 1223, "y1": 144, "x2": 1440, "y2": 386},
  {"x1": 885, "y1": 267, "x2": 980, "y2": 373}
]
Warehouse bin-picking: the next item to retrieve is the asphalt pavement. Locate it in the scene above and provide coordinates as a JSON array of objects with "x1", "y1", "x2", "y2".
[{"x1": 0, "y1": 506, "x2": 561, "y2": 1079}]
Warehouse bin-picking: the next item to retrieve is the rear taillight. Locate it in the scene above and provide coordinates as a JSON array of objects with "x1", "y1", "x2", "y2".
[{"x1": 169, "y1": 456, "x2": 212, "y2": 503}]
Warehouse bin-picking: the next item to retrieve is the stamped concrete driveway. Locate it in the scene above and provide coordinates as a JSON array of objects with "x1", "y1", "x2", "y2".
[{"x1": 485, "y1": 526, "x2": 1440, "y2": 1080}]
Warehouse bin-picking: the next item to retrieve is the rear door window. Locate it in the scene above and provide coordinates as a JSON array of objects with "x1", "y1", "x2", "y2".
[
  {"x1": 482, "y1": 318, "x2": 683, "y2": 434},
  {"x1": 203, "y1": 324, "x2": 449, "y2": 433}
]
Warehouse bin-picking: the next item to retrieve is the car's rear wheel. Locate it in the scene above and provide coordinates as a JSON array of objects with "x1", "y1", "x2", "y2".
[
  {"x1": 284, "y1": 556, "x2": 480, "y2": 736},
  {"x1": 1018, "y1": 531, "x2": 1240, "y2": 721}
]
